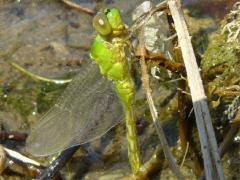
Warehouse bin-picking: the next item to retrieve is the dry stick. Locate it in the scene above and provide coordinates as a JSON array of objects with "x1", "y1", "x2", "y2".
[
  {"x1": 0, "y1": 131, "x2": 27, "y2": 141},
  {"x1": 135, "y1": 146, "x2": 164, "y2": 179},
  {"x1": 62, "y1": 0, "x2": 95, "y2": 15},
  {"x1": 219, "y1": 123, "x2": 240, "y2": 157},
  {"x1": 167, "y1": 1, "x2": 224, "y2": 180},
  {"x1": 139, "y1": 28, "x2": 184, "y2": 180},
  {"x1": 0, "y1": 145, "x2": 6, "y2": 173},
  {"x1": 219, "y1": 97, "x2": 240, "y2": 157},
  {"x1": 200, "y1": 113, "x2": 240, "y2": 180},
  {"x1": 3, "y1": 147, "x2": 41, "y2": 167}
]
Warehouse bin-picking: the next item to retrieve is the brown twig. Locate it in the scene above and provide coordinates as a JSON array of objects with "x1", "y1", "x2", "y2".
[
  {"x1": 0, "y1": 131, "x2": 27, "y2": 141},
  {"x1": 167, "y1": 0, "x2": 224, "y2": 179},
  {"x1": 0, "y1": 145, "x2": 6, "y2": 173},
  {"x1": 219, "y1": 98, "x2": 240, "y2": 157},
  {"x1": 135, "y1": 48, "x2": 185, "y2": 73},
  {"x1": 178, "y1": 76, "x2": 188, "y2": 151},
  {"x1": 200, "y1": 108, "x2": 240, "y2": 180},
  {"x1": 137, "y1": 146, "x2": 164, "y2": 179},
  {"x1": 139, "y1": 22, "x2": 184, "y2": 180},
  {"x1": 130, "y1": 1, "x2": 167, "y2": 33},
  {"x1": 1, "y1": 146, "x2": 43, "y2": 178},
  {"x1": 62, "y1": 0, "x2": 95, "y2": 15},
  {"x1": 220, "y1": 123, "x2": 239, "y2": 157}
]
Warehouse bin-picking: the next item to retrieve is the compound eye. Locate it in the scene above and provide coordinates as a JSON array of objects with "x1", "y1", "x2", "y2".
[
  {"x1": 93, "y1": 12, "x2": 112, "y2": 36},
  {"x1": 104, "y1": 8, "x2": 111, "y2": 15}
]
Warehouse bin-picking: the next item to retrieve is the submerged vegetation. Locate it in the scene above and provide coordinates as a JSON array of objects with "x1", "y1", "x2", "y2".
[{"x1": 201, "y1": 3, "x2": 240, "y2": 178}]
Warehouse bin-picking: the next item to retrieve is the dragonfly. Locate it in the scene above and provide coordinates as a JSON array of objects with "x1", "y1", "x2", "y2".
[{"x1": 26, "y1": 8, "x2": 141, "y2": 174}]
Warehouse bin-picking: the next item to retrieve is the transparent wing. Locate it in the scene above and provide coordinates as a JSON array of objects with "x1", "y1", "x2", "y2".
[{"x1": 26, "y1": 63, "x2": 124, "y2": 156}]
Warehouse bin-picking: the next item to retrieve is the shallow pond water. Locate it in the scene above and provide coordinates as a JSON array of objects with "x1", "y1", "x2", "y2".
[{"x1": 0, "y1": 0, "x2": 239, "y2": 179}]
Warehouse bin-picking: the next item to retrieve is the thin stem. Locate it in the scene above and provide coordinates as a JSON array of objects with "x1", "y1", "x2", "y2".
[
  {"x1": 168, "y1": 1, "x2": 224, "y2": 179},
  {"x1": 61, "y1": 0, "x2": 94, "y2": 15},
  {"x1": 8, "y1": 61, "x2": 72, "y2": 84},
  {"x1": 139, "y1": 25, "x2": 184, "y2": 179},
  {"x1": 4, "y1": 147, "x2": 41, "y2": 167},
  {"x1": 137, "y1": 146, "x2": 164, "y2": 178}
]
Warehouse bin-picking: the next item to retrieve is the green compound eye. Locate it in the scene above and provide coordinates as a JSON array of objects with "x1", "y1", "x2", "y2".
[
  {"x1": 104, "y1": 8, "x2": 111, "y2": 14},
  {"x1": 93, "y1": 12, "x2": 112, "y2": 36},
  {"x1": 105, "y1": 8, "x2": 122, "y2": 30}
]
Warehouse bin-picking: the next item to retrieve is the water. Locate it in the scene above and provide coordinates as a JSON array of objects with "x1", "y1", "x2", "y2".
[{"x1": 1, "y1": 0, "x2": 237, "y2": 179}]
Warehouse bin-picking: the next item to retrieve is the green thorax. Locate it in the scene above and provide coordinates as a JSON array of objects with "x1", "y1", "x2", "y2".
[
  {"x1": 90, "y1": 34, "x2": 134, "y2": 107},
  {"x1": 90, "y1": 8, "x2": 135, "y2": 107},
  {"x1": 90, "y1": 35, "x2": 129, "y2": 82}
]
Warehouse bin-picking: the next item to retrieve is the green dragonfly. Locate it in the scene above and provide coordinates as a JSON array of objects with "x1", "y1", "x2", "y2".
[{"x1": 27, "y1": 8, "x2": 141, "y2": 174}]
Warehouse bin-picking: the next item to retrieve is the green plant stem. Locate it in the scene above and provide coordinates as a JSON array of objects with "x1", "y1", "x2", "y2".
[{"x1": 8, "y1": 61, "x2": 72, "y2": 84}]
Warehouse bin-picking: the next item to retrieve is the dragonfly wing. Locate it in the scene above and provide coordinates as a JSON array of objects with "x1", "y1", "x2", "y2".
[{"x1": 26, "y1": 63, "x2": 124, "y2": 156}]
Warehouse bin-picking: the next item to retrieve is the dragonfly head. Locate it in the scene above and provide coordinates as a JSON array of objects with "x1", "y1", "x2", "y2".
[{"x1": 93, "y1": 8, "x2": 125, "y2": 37}]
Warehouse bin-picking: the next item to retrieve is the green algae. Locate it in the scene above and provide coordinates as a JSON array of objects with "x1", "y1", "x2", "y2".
[
  {"x1": 201, "y1": 1, "x2": 240, "y2": 92},
  {"x1": 201, "y1": 33, "x2": 240, "y2": 83},
  {"x1": 200, "y1": 4, "x2": 240, "y2": 179}
]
